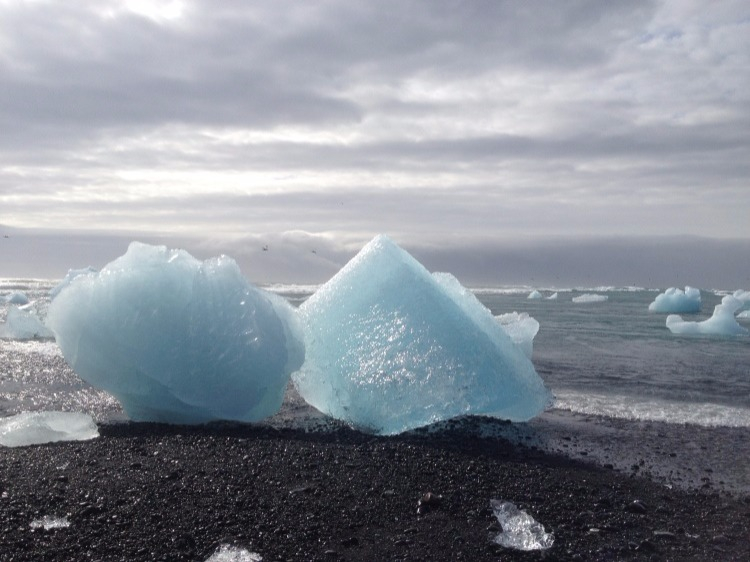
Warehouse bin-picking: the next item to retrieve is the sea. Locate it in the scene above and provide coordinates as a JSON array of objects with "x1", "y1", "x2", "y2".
[{"x1": 2, "y1": 278, "x2": 749, "y2": 493}]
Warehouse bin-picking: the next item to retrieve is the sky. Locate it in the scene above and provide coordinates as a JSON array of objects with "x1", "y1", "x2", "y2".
[{"x1": 1, "y1": 0, "x2": 749, "y2": 287}]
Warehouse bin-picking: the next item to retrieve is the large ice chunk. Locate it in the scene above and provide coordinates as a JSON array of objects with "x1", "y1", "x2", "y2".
[
  {"x1": 0, "y1": 306, "x2": 54, "y2": 340},
  {"x1": 666, "y1": 295, "x2": 748, "y2": 336},
  {"x1": 0, "y1": 411, "x2": 98, "y2": 447},
  {"x1": 648, "y1": 286, "x2": 701, "y2": 313},
  {"x1": 495, "y1": 312, "x2": 539, "y2": 359},
  {"x1": 49, "y1": 266, "x2": 98, "y2": 299},
  {"x1": 292, "y1": 235, "x2": 551, "y2": 435},
  {"x1": 46, "y1": 242, "x2": 304, "y2": 424}
]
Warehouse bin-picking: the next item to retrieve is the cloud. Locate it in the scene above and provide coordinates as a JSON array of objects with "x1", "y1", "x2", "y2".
[{"x1": 0, "y1": 0, "x2": 748, "y2": 282}]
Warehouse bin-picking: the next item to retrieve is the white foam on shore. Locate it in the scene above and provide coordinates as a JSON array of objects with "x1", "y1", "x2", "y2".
[{"x1": 554, "y1": 390, "x2": 750, "y2": 428}]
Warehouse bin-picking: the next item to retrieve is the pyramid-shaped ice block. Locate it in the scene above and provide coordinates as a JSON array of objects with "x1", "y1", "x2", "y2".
[{"x1": 292, "y1": 235, "x2": 551, "y2": 434}]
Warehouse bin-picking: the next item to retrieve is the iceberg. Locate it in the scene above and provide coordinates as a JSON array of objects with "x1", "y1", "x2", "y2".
[
  {"x1": 666, "y1": 295, "x2": 748, "y2": 336},
  {"x1": 495, "y1": 312, "x2": 539, "y2": 359},
  {"x1": 572, "y1": 293, "x2": 608, "y2": 303},
  {"x1": 527, "y1": 290, "x2": 543, "y2": 300},
  {"x1": 0, "y1": 306, "x2": 54, "y2": 340},
  {"x1": 0, "y1": 411, "x2": 98, "y2": 447},
  {"x1": 490, "y1": 499, "x2": 554, "y2": 551},
  {"x1": 546, "y1": 292, "x2": 558, "y2": 300},
  {"x1": 648, "y1": 287, "x2": 701, "y2": 313},
  {"x1": 46, "y1": 242, "x2": 304, "y2": 424},
  {"x1": 3, "y1": 291, "x2": 30, "y2": 305},
  {"x1": 292, "y1": 235, "x2": 551, "y2": 435}
]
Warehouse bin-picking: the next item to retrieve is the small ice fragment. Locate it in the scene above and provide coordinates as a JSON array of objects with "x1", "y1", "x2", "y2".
[
  {"x1": 572, "y1": 294, "x2": 607, "y2": 304},
  {"x1": 205, "y1": 544, "x2": 263, "y2": 562},
  {"x1": 666, "y1": 295, "x2": 748, "y2": 336},
  {"x1": 648, "y1": 287, "x2": 701, "y2": 313},
  {"x1": 30, "y1": 515, "x2": 70, "y2": 530},
  {"x1": 738, "y1": 310, "x2": 750, "y2": 319},
  {"x1": 490, "y1": 499, "x2": 554, "y2": 551},
  {"x1": 527, "y1": 290, "x2": 543, "y2": 300},
  {"x1": 546, "y1": 292, "x2": 558, "y2": 300},
  {"x1": 495, "y1": 312, "x2": 539, "y2": 359},
  {"x1": 0, "y1": 306, "x2": 54, "y2": 340},
  {"x1": 0, "y1": 411, "x2": 99, "y2": 447}
]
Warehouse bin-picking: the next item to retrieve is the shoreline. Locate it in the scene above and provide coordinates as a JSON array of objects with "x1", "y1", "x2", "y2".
[{"x1": 1, "y1": 419, "x2": 748, "y2": 561}]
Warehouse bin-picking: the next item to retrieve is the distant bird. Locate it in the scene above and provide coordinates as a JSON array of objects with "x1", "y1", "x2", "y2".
[
  {"x1": 262, "y1": 245, "x2": 268, "y2": 251},
  {"x1": 311, "y1": 249, "x2": 317, "y2": 254},
  {"x1": 3, "y1": 235, "x2": 8, "y2": 238}
]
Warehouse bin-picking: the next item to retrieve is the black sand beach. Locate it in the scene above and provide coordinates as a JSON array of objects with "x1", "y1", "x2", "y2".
[{"x1": 1, "y1": 418, "x2": 748, "y2": 561}]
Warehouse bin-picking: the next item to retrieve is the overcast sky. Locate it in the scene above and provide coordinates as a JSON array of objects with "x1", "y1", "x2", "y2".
[{"x1": 1, "y1": 0, "x2": 749, "y2": 287}]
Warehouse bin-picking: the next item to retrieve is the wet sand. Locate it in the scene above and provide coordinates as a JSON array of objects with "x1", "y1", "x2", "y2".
[{"x1": 1, "y1": 418, "x2": 748, "y2": 561}]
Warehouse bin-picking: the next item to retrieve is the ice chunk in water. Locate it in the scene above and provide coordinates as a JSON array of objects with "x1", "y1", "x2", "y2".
[
  {"x1": 572, "y1": 293, "x2": 607, "y2": 303},
  {"x1": 490, "y1": 499, "x2": 554, "y2": 551},
  {"x1": 527, "y1": 290, "x2": 543, "y2": 300},
  {"x1": 205, "y1": 545, "x2": 262, "y2": 561},
  {"x1": 666, "y1": 295, "x2": 748, "y2": 336},
  {"x1": 648, "y1": 287, "x2": 701, "y2": 313},
  {"x1": 46, "y1": 242, "x2": 304, "y2": 424},
  {"x1": 3, "y1": 291, "x2": 29, "y2": 305},
  {"x1": 0, "y1": 411, "x2": 98, "y2": 447},
  {"x1": 30, "y1": 516, "x2": 70, "y2": 530},
  {"x1": 293, "y1": 235, "x2": 550, "y2": 435},
  {"x1": 0, "y1": 306, "x2": 54, "y2": 340},
  {"x1": 546, "y1": 292, "x2": 558, "y2": 300},
  {"x1": 738, "y1": 310, "x2": 750, "y2": 319},
  {"x1": 495, "y1": 312, "x2": 539, "y2": 359}
]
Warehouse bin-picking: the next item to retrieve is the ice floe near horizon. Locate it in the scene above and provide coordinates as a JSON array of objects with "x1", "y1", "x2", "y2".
[
  {"x1": 738, "y1": 310, "x2": 750, "y2": 319},
  {"x1": 293, "y1": 235, "x2": 551, "y2": 435},
  {"x1": 572, "y1": 293, "x2": 608, "y2": 304},
  {"x1": 495, "y1": 312, "x2": 539, "y2": 359},
  {"x1": 0, "y1": 411, "x2": 98, "y2": 447},
  {"x1": 46, "y1": 242, "x2": 304, "y2": 424},
  {"x1": 648, "y1": 286, "x2": 701, "y2": 313},
  {"x1": 546, "y1": 292, "x2": 558, "y2": 300},
  {"x1": 0, "y1": 306, "x2": 54, "y2": 340},
  {"x1": 527, "y1": 290, "x2": 543, "y2": 300},
  {"x1": 3, "y1": 291, "x2": 29, "y2": 305},
  {"x1": 666, "y1": 295, "x2": 748, "y2": 337}
]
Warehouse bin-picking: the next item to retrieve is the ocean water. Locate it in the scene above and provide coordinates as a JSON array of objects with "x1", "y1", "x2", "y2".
[{"x1": 2, "y1": 278, "x2": 749, "y2": 427}]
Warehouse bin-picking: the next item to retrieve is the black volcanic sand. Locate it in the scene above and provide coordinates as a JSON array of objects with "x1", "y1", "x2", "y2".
[{"x1": 1, "y1": 419, "x2": 749, "y2": 561}]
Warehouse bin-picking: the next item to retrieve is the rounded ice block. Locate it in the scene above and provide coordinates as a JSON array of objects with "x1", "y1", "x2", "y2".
[
  {"x1": 46, "y1": 242, "x2": 304, "y2": 424},
  {"x1": 293, "y1": 235, "x2": 551, "y2": 435}
]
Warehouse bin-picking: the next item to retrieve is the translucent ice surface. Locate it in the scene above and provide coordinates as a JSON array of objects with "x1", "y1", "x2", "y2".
[
  {"x1": 572, "y1": 293, "x2": 608, "y2": 303},
  {"x1": 292, "y1": 235, "x2": 551, "y2": 435},
  {"x1": 46, "y1": 242, "x2": 304, "y2": 424},
  {"x1": 205, "y1": 545, "x2": 263, "y2": 562},
  {"x1": 30, "y1": 516, "x2": 71, "y2": 530},
  {"x1": 0, "y1": 306, "x2": 54, "y2": 340},
  {"x1": 49, "y1": 267, "x2": 97, "y2": 300},
  {"x1": 649, "y1": 286, "x2": 701, "y2": 313},
  {"x1": 666, "y1": 295, "x2": 748, "y2": 336},
  {"x1": 527, "y1": 290, "x2": 543, "y2": 300},
  {"x1": 490, "y1": 499, "x2": 554, "y2": 551},
  {"x1": 0, "y1": 411, "x2": 98, "y2": 447},
  {"x1": 495, "y1": 312, "x2": 539, "y2": 359}
]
